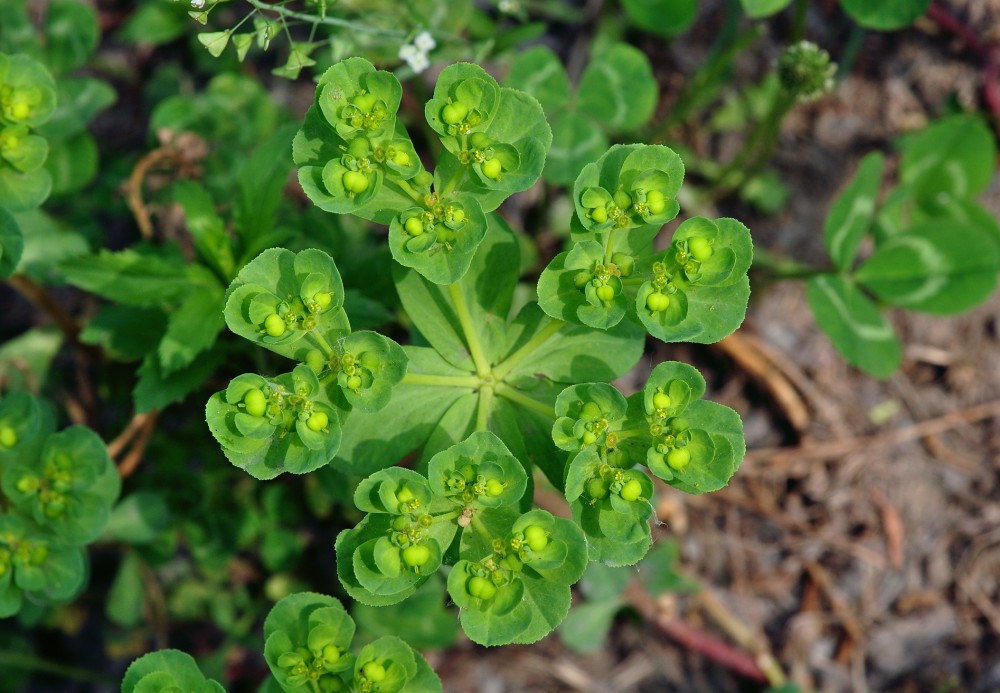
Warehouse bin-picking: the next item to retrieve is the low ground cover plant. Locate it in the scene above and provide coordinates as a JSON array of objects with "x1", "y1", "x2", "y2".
[{"x1": 0, "y1": 0, "x2": 997, "y2": 691}]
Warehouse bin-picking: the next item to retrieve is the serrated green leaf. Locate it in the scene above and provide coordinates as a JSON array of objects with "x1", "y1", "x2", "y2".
[
  {"x1": 122, "y1": 650, "x2": 225, "y2": 693},
  {"x1": 60, "y1": 249, "x2": 192, "y2": 307},
  {"x1": 159, "y1": 286, "x2": 225, "y2": 374}
]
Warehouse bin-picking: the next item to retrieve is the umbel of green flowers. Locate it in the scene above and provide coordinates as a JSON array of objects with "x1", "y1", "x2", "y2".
[
  {"x1": 0, "y1": 392, "x2": 120, "y2": 617},
  {"x1": 0, "y1": 53, "x2": 57, "y2": 210}
]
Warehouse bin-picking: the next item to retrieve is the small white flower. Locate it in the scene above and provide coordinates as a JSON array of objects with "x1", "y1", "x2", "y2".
[
  {"x1": 398, "y1": 43, "x2": 418, "y2": 60},
  {"x1": 406, "y1": 52, "x2": 430, "y2": 74},
  {"x1": 499, "y1": 0, "x2": 520, "y2": 13},
  {"x1": 190, "y1": 0, "x2": 205, "y2": 8},
  {"x1": 414, "y1": 31, "x2": 436, "y2": 53}
]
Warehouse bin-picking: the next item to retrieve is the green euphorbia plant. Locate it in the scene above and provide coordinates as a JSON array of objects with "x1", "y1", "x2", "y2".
[{"x1": 198, "y1": 57, "x2": 752, "y2": 655}]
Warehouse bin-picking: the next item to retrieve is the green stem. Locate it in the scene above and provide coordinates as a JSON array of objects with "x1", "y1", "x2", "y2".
[
  {"x1": 309, "y1": 330, "x2": 336, "y2": 359},
  {"x1": 243, "y1": 0, "x2": 407, "y2": 36},
  {"x1": 401, "y1": 372, "x2": 481, "y2": 388},
  {"x1": 441, "y1": 166, "x2": 467, "y2": 197},
  {"x1": 710, "y1": 90, "x2": 796, "y2": 201},
  {"x1": 0, "y1": 651, "x2": 114, "y2": 686},
  {"x1": 388, "y1": 178, "x2": 423, "y2": 203},
  {"x1": 621, "y1": 274, "x2": 650, "y2": 287},
  {"x1": 432, "y1": 508, "x2": 463, "y2": 523},
  {"x1": 495, "y1": 383, "x2": 556, "y2": 419},
  {"x1": 493, "y1": 319, "x2": 565, "y2": 381},
  {"x1": 603, "y1": 228, "x2": 620, "y2": 265},
  {"x1": 613, "y1": 427, "x2": 648, "y2": 440},
  {"x1": 447, "y1": 283, "x2": 492, "y2": 378},
  {"x1": 476, "y1": 385, "x2": 494, "y2": 431},
  {"x1": 791, "y1": 0, "x2": 808, "y2": 42}
]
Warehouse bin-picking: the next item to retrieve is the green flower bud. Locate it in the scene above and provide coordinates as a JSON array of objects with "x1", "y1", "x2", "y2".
[
  {"x1": 396, "y1": 484, "x2": 416, "y2": 505},
  {"x1": 391, "y1": 150, "x2": 411, "y2": 167},
  {"x1": 441, "y1": 101, "x2": 468, "y2": 124},
  {"x1": 619, "y1": 479, "x2": 643, "y2": 502},
  {"x1": 318, "y1": 675, "x2": 345, "y2": 693},
  {"x1": 687, "y1": 236, "x2": 713, "y2": 261},
  {"x1": 645, "y1": 190, "x2": 666, "y2": 215},
  {"x1": 347, "y1": 137, "x2": 370, "y2": 158},
  {"x1": 467, "y1": 575, "x2": 497, "y2": 600},
  {"x1": 596, "y1": 284, "x2": 615, "y2": 303},
  {"x1": 305, "y1": 350, "x2": 326, "y2": 374},
  {"x1": 612, "y1": 189, "x2": 631, "y2": 210},
  {"x1": 652, "y1": 392, "x2": 671, "y2": 410},
  {"x1": 586, "y1": 477, "x2": 609, "y2": 499},
  {"x1": 611, "y1": 252, "x2": 634, "y2": 277},
  {"x1": 342, "y1": 170, "x2": 369, "y2": 194},
  {"x1": 446, "y1": 206, "x2": 465, "y2": 223},
  {"x1": 574, "y1": 271, "x2": 591, "y2": 289},
  {"x1": 0, "y1": 425, "x2": 18, "y2": 449},
  {"x1": 485, "y1": 478, "x2": 504, "y2": 497},
  {"x1": 666, "y1": 447, "x2": 691, "y2": 470},
  {"x1": 353, "y1": 92, "x2": 378, "y2": 113},
  {"x1": 306, "y1": 411, "x2": 329, "y2": 432},
  {"x1": 404, "y1": 217, "x2": 424, "y2": 236},
  {"x1": 17, "y1": 475, "x2": 41, "y2": 495},
  {"x1": 361, "y1": 661, "x2": 387, "y2": 683},
  {"x1": 402, "y1": 543, "x2": 430, "y2": 568},
  {"x1": 469, "y1": 131, "x2": 491, "y2": 149},
  {"x1": 482, "y1": 157, "x2": 502, "y2": 180},
  {"x1": 778, "y1": 40, "x2": 836, "y2": 102},
  {"x1": 346, "y1": 374, "x2": 362, "y2": 390},
  {"x1": 581, "y1": 430, "x2": 598, "y2": 446},
  {"x1": 242, "y1": 388, "x2": 267, "y2": 417},
  {"x1": 264, "y1": 314, "x2": 286, "y2": 337},
  {"x1": 645, "y1": 292, "x2": 670, "y2": 313},
  {"x1": 589, "y1": 206, "x2": 608, "y2": 224},
  {"x1": 523, "y1": 524, "x2": 548, "y2": 552},
  {"x1": 413, "y1": 170, "x2": 433, "y2": 188}
]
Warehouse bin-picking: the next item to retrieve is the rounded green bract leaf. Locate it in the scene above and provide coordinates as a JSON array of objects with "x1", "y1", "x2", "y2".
[
  {"x1": 426, "y1": 431, "x2": 528, "y2": 509},
  {"x1": 388, "y1": 194, "x2": 489, "y2": 285},
  {"x1": 0, "y1": 54, "x2": 58, "y2": 128},
  {"x1": 122, "y1": 650, "x2": 225, "y2": 693},
  {"x1": 224, "y1": 248, "x2": 349, "y2": 361},
  {"x1": 317, "y1": 57, "x2": 402, "y2": 141}
]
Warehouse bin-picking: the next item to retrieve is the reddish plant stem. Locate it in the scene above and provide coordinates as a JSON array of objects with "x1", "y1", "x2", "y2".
[
  {"x1": 925, "y1": 2, "x2": 1000, "y2": 121},
  {"x1": 624, "y1": 582, "x2": 770, "y2": 684}
]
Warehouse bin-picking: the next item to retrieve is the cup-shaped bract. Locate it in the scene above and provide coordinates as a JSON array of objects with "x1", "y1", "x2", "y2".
[
  {"x1": 388, "y1": 193, "x2": 489, "y2": 285},
  {"x1": 327, "y1": 330, "x2": 408, "y2": 413},
  {"x1": 537, "y1": 240, "x2": 629, "y2": 329},
  {"x1": 206, "y1": 366, "x2": 344, "y2": 480},
  {"x1": 0, "y1": 54, "x2": 57, "y2": 128},
  {"x1": 224, "y1": 248, "x2": 350, "y2": 362},
  {"x1": 427, "y1": 431, "x2": 528, "y2": 509},
  {"x1": 552, "y1": 383, "x2": 628, "y2": 452},
  {"x1": 573, "y1": 144, "x2": 684, "y2": 236},
  {"x1": 0, "y1": 515, "x2": 86, "y2": 618},
  {"x1": 0, "y1": 125, "x2": 48, "y2": 173},
  {"x1": 263, "y1": 593, "x2": 356, "y2": 692},
  {"x1": 317, "y1": 57, "x2": 402, "y2": 142},
  {"x1": 1, "y1": 425, "x2": 120, "y2": 545},
  {"x1": 121, "y1": 650, "x2": 226, "y2": 693}
]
